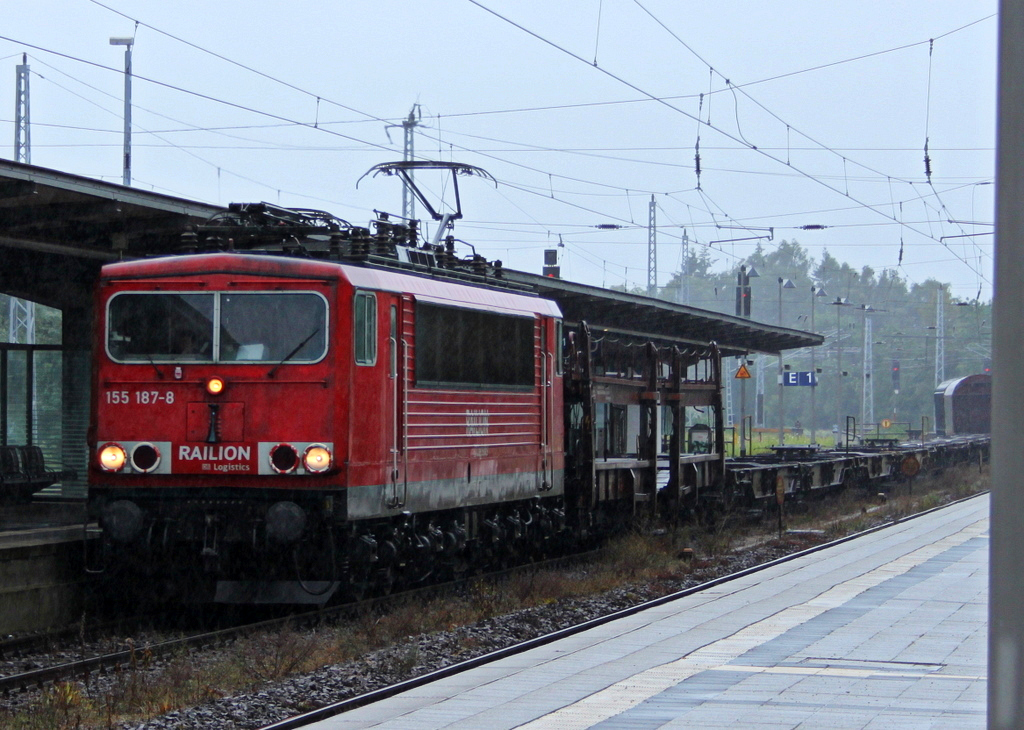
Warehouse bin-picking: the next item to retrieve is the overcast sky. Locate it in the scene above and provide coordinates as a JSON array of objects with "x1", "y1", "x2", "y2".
[{"x1": 1, "y1": 1, "x2": 998, "y2": 304}]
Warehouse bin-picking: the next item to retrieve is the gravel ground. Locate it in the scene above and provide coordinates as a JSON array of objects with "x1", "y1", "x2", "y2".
[
  {"x1": 116, "y1": 539, "x2": 813, "y2": 730},
  {"x1": 0, "y1": 630, "x2": 167, "y2": 681}
]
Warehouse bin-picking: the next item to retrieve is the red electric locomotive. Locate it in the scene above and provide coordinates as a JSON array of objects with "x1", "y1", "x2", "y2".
[{"x1": 89, "y1": 221, "x2": 565, "y2": 603}]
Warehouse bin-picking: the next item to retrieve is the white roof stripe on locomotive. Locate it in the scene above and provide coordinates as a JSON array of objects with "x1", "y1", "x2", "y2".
[
  {"x1": 339, "y1": 264, "x2": 562, "y2": 319},
  {"x1": 414, "y1": 294, "x2": 535, "y2": 319},
  {"x1": 101, "y1": 253, "x2": 561, "y2": 319}
]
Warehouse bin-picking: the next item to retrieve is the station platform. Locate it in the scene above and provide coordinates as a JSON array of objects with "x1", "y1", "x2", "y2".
[
  {"x1": 0, "y1": 499, "x2": 89, "y2": 634},
  {"x1": 0, "y1": 499, "x2": 86, "y2": 547},
  {"x1": 309, "y1": 494, "x2": 988, "y2": 729}
]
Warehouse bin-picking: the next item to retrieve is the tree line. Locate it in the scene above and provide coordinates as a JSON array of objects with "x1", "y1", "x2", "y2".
[{"x1": 623, "y1": 240, "x2": 991, "y2": 434}]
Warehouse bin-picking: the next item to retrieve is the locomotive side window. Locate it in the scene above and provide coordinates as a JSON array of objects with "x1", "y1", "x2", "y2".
[
  {"x1": 555, "y1": 319, "x2": 564, "y2": 376},
  {"x1": 389, "y1": 305, "x2": 398, "y2": 377},
  {"x1": 354, "y1": 291, "x2": 377, "y2": 366},
  {"x1": 106, "y1": 291, "x2": 326, "y2": 364},
  {"x1": 415, "y1": 302, "x2": 533, "y2": 389}
]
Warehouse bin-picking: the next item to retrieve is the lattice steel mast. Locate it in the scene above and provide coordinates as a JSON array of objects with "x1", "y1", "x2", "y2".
[
  {"x1": 647, "y1": 196, "x2": 657, "y2": 297},
  {"x1": 401, "y1": 105, "x2": 420, "y2": 221},
  {"x1": 935, "y1": 286, "x2": 945, "y2": 386},
  {"x1": 862, "y1": 315, "x2": 874, "y2": 427},
  {"x1": 15, "y1": 54, "x2": 29, "y2": 164},
  {"x1": 11, "y1": 54, "x2": 35, "y2": 345}
]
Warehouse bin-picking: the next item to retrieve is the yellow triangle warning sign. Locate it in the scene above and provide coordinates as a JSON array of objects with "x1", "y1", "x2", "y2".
[{"x1": 735, "y1": 364, "x2": 752, "y2": 379}]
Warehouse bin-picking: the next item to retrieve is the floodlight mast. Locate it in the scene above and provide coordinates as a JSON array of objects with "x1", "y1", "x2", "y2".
[{"x1": 110, "y1": 37, "x2": 134, "y2": 186}]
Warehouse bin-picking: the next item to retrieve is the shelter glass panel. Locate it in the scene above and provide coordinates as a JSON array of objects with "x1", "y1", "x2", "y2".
[
  {"x1": 32, "y1": 350, "x2": 62, "y2": 451},
  {"x1": 5, "y1": 350, "x2": 27, "y2": 445}
]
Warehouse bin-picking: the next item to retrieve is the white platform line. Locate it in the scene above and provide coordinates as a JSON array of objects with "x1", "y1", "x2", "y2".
[{"x1": 717, "y1": 664, "x2": 984, "y2": 682}]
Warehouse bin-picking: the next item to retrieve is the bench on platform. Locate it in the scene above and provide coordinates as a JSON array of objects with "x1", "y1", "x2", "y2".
[{"x1": 0, "y1": 445, "x2": 76, "y2": 504}]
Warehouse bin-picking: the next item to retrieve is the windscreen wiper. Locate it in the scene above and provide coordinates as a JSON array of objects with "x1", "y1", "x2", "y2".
[
  {"x1": 268, "y1": 328, "x2": 320, "y2": 378},
  {"x1": 145, "y1": 353, "x2": 164, "y2": 379}
]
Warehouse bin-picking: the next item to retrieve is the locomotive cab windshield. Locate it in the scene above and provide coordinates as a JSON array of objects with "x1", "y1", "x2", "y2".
[{"x1": 106, "y1": 291, "x2": 328, "y2": 364}]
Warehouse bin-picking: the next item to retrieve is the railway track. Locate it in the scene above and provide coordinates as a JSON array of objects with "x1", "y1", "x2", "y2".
[
  {"x1": 0, "y1": 550, "x2": 600, "y2": 698},
  {"x1": 0, "y1": 614, "x2": 154, "y2": 662}
]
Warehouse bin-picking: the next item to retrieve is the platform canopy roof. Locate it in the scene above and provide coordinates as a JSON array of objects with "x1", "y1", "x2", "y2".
[
  {"x1": 504, "y1": 270, "x2": 823, "y2": 356},
  {"x1": 0, "y1": 159, "x2": 223, "y2": 309},
  {"x1": 0, "y1": 160, "x2": 821, "y2": 355}
]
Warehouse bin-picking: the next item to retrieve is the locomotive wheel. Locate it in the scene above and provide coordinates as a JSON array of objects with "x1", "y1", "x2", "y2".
[
  {"x1": 340, "y1": 573, "x2": 370, "y2": 602},
  {"x1": 374, "y1": 566, "x2": 396, "y2": 596}
]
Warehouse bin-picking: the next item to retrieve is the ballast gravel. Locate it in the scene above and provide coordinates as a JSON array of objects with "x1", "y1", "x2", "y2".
[{"x1": 119, "y1": 543, "x2": 802, "y2": 730}]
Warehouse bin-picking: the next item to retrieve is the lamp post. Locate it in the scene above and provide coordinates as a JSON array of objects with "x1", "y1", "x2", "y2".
[
  {"x1": 777, "y1": 277, "x2": 795, "y2": 445},
  {"x1": 830, "y1": 297, "x2": 851, "y2": 445},
  {"x1": 110, "y1": 37, "x2": 134, "y2": 186},
  {"x1": 857, "y1": 304, "x2": 882, "y2": 432},
  {"x1": 736, "y1": 264, "x2": 758, "y2": 456},
  {"x1": 810, "y1": 286, "x2": 827, "y2": 445},
  {"x1": 924, "y1": 321, "x2": 943, "y2": 414}
]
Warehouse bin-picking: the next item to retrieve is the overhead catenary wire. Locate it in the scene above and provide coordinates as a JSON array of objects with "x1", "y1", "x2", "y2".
[
  {"x1": 0, "y1": 33, "x2": 400, "y2": 156},
  {"x1": 630, "y1": 0, "x2": 989, "y2": 273},
  {"x1": 3, "y1": 5, "x2": 995, "y2": 291},
  {"x1": 0, "y1": 40, "x2": 415, "y2": 212},
  {"x1": 82, "y1": 0, "x2": 391, "y2": 127},
  {"x1": 10, "y1": 13, "x2": 990, "y2": 217},
  {"x1": 22, "y1": 53, "x2": 368, "y2": 206},
  {"x1": 13, "y1": 7, "x2": 994, "y2": 186},
  {"x1": 466, "y1": 0, "x2": 991, "y2": 285},
  {"x1": 631, "y1": 0, "x2": 993, "y2": 285}
]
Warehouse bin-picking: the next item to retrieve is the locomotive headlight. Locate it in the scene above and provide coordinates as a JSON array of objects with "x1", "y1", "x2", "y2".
[
  {"x1": 206, "y1": 376, "x2": 226, "y2": 395},
  {"x1": 269, "y1": 443, "x2": 299, "y2": 474},
  {"x1": 98, "y1": 442, "x2": 127, "y2": 472},
  {"x1": 303, "y1": 444, "x2": 332, "y2": 473},
  {"x1": 130, "y1": 442, "x2": 161, "y2": 473}
]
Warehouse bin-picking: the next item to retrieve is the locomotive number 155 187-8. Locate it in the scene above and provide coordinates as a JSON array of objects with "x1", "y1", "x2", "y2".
[{"x1": 104, "y1": 390, "x2": 176, "y2": 405}]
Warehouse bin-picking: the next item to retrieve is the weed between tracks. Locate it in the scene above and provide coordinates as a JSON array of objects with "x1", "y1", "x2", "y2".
[{"x1": 0, "y1": 464, "x2": 988, "y2": 729}]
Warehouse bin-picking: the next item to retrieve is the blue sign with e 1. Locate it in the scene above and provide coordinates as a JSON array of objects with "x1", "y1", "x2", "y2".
[{"x1": 783, "y1": 371, "x2": 817, "y2": 386}]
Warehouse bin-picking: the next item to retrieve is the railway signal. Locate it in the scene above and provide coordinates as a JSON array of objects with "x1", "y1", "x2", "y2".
[
  {"x1": 734, "y1": 264, "x2": 758, "y2": 317},
  {"x1": 735, "y1": 284, "x2": 750, "y2": 317},
  {"x1": 543, "y1": 249, "x2": 560, "y2": 278},
  {"x1": 892, "y1": 359, "x2": 900, "y2": 392}
]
